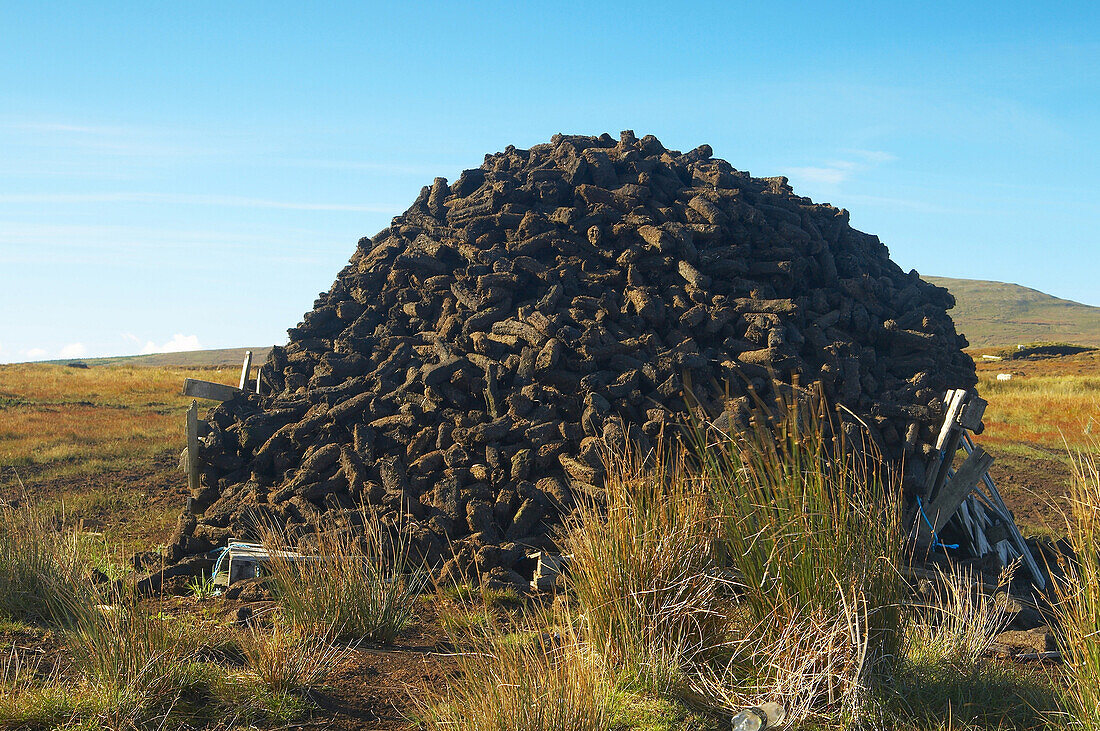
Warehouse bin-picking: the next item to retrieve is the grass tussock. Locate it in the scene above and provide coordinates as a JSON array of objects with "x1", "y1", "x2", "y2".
[
  {"x1": 1051, "y1": 441, "x2": 1100, "y2": 728},
  {"x1": 418, "y1": 627, "x2": 614, "y2": 731},
  {"x1": 237, "y1": 620, "x2": 353, "y2": 696},
  {"x1": 66, "y1": 598, "x2": 195, "y2": 709},
  {"x1": 0, "y1": 499, "x2": 94, "y2": 625},
  {"x1": 698, "y1": 388, "x2": 906, "y2": 671},
  {"x1": 260, "y1": 516, "x2": 427, "y2": 643},
  {"x1": 904, "y1": 565, "x2": 1015, "y2": 671},
  {"x1": 559, "y1": 387, "x2": 907, "y2": 724},
  {"x1": 566, "y1": 445, "x2": 728, "y2": 692}
]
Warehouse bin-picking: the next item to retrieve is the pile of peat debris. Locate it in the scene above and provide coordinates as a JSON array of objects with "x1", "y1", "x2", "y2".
[{"x1": 166, "y1": 131, "x2": 977, "y2": 588}]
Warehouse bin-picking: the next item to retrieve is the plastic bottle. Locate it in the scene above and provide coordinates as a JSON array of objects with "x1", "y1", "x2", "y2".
[{"x1": 730, "y1": 702, "x2": 786, "y2": 731}]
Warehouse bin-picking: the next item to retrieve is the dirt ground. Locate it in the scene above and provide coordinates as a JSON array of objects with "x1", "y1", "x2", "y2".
[
  {"x1": 0, "y1": 449, "x2": 188, "y2": 550},
  {"x1": 0, "y1": 595, "x2": 462, "y2": 730}
]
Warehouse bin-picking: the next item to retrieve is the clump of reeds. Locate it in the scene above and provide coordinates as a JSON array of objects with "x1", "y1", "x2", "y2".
[
  {"x1": 60, "y1": 585, "x2": 207, "y2": 725},
  {"x1": 1051, "y1": 440, "x2": 1100, "y2": 727},
  {"x1": 559, "y1": 384, "x2": 907, "y2": 723},
  {"x1": 694, "y1": 385, "x2": 906, "y2": 717},
  {"x1": 260, "y1": 515, "x2": 427, "y2": 643},
  {"x1": 417, "y1": 623, "x2": 613, "y2": 731},
  {"x1": 0, "y1": 498, "x2": 94, "y2": 625},
  {"x1": 564, "y1": 443, "x2": 729, "y2": 693},
  {"x1": 237, "y1": 620, "x2": 353, "y2": 697}
]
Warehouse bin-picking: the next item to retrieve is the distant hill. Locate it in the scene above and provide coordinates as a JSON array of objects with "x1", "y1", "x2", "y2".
[
  {"x1": 925, "y1": 276, "x2": 1100, "y2": 348},
  {"x1": 49, "y1": 347, "x2": 273, "y2": 368}
]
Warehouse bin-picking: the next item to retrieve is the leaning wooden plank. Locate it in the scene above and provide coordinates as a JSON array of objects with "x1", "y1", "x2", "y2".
[
  {"x1": 926, "y1": 428, "x2": 965, "y2": 504},
  {"x1": 923, "y1": 390, "x2": 969, "y2": 503},
  {"x1": 966, "y1": 496, "x2": 994, "y2": 557},
  {"x1": 961, "y1": 432, "x2": 1047, "y2": 590},
  {"x1": 183, "y1": 378, "x2": 241, "y2": 401},
  {"x1": 935, "y1": 389, "x2": 968, "y2": 450},
  {"x1": 916, "y1": 446, "x2": 994, "y2": 545},
  {"x1": 959, "y1": 498, "x2": 993, "y2": 557},
  {"x1": 186, "y1": 400, "x2": 200, "y2": 495}
]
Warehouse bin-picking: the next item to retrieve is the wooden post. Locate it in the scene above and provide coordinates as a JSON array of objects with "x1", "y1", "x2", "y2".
[
  {"x1": 186, "y1": 400, "x2": 200, "y2": 496},
  {"x1": 239, "y1": 350, "x2": 253, "y2": 391},
  {"x1": 255, "y1": 363, "x2": 262, "y2": 395}
]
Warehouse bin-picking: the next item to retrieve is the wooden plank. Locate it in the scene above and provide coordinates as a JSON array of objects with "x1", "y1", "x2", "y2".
[
  {"x1": 254, "y1": 363, "x2": 262, "y2": 395},
  {"x1": 956, "y1": 500, "x2": 980, "y2": 555},
  {"x1": 958, "y1": 395, "x2": 987, "y2": 432},
  {"x1": 922, "y1": 389, "x2": 969, "y2": 503},
  {"x1": 963, "y1": 497, "x2": 993, "y2": 557},
  {"x1": 183, "y1": 378, "x2": 241, "y2": 401},
  {"x1": 186, "y1": 400, "x2": 200, "y2": 496},
  {"x1": 930, "y1": 446, "x2": 994, "y2": 529},
  {"x1": 961, "y1": 432, "x2": 1047, "y2": 589},
  {"x1": 925, "y1": 426, "x2": 964, "y2": 503},
  {"x1": 239, "y1": 350, "x2": 253, "y2": 391},
  {"x1": 916, "y1": 446, "x2": 994, "y2": 544},
  {"x1": 935, "y1": 389, "x2": 968, "y2": 450}
]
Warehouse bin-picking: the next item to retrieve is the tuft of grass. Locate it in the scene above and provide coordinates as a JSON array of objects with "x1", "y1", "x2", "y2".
[
  {"x1": 0, "y1": 499, "x2": 96, "y2": 626},
  {"x1": 560, "y1": 387, "x2": 907, "y2": 724},
  {"x1": 64, "y1": 593, "x2": 197, "y2": 719},
  {"x1": 260, "y1": 517, "x2": 427, "y2": 643},
  {"x1": 417, "y1": 627, "x2": 614, "y2": 731},
  {"x1": 1050, "y1": 440, "x2": 1100, "y2": 728},
  {"x1": 564, "y1": 443, "x2": 728, "y2": 695},
  {"x1": 187, "y1": 574, "x2": 218, "y2": 601},
  {"x1": 904, "y1": 565, "x2": 1015, "y2": 670},
  {"x1": 693, "y1": 386, "x2": 907, "y2": 720},
  {"x1": 237, "y1": 620, "x2": 352, "y2": 696}
]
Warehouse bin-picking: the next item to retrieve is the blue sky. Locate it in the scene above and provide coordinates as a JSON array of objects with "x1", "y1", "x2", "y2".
[{"x1": 1, "y1": 1, "x2": 1097, "y2": 362}]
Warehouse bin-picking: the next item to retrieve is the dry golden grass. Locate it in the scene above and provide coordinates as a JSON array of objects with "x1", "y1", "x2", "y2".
[
  {"x1": 0, "y1": 363, "x2": 236, "y2": 480},
  {"x1": 974, "y1": 352, "x2": 1100, "y2": 453},
  {"x1": 1050, "y1": 442, "x2": 1100, "y2": 729},
  {"x1": 976, "y1": 373, "x2": 1099, "y2": 452}
]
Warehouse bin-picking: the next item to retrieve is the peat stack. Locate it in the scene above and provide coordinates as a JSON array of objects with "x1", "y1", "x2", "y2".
[{"x1": 167, "y1": 132, "x2": 977, "y2": 587}]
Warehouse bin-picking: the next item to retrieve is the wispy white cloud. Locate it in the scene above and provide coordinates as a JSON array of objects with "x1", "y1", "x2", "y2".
[
  {"x1": 0, "y1": 222, "x2": 325, "y2": 249},
  {"x1": 786, "y1": 164, "x2": 855, "y2": 186},
  {"x1": 59, "y1": 343, "x2": 86, "y2": 359},
  {"x1": 282, "y1": 158, "x2": 451, "y2": 177},
  {"x1": 140, "y1": 334, "x2": 201, "y2": 355},
  {"x1": 4, "y1": 122, "x2": 132, "y2": 135},
  {"x1": 0, "y1": 192, "x2": 395, "y2": 212},
  {"x1": 25, "y1": 347, "x2": 47, "y2": 359},
  {"x1": 786, "y1": 150, "x2": 896, "y2": 189},
  {"x1": 842, "y1": 149, "x2": 898, "y2": 164}
]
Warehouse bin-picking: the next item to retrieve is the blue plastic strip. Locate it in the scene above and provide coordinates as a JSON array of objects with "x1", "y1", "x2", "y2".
[{"x1": 917, "y1": 496, "x2": 959, "y2": 551}]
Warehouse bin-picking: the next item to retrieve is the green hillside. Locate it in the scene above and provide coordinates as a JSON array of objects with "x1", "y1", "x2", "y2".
[
  {"x1": 48, "y1": 346, "x2": 273, "y2": 368},
  {"x1": 925, "y1": 276, "x2": 1100, "y2": 348}
]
